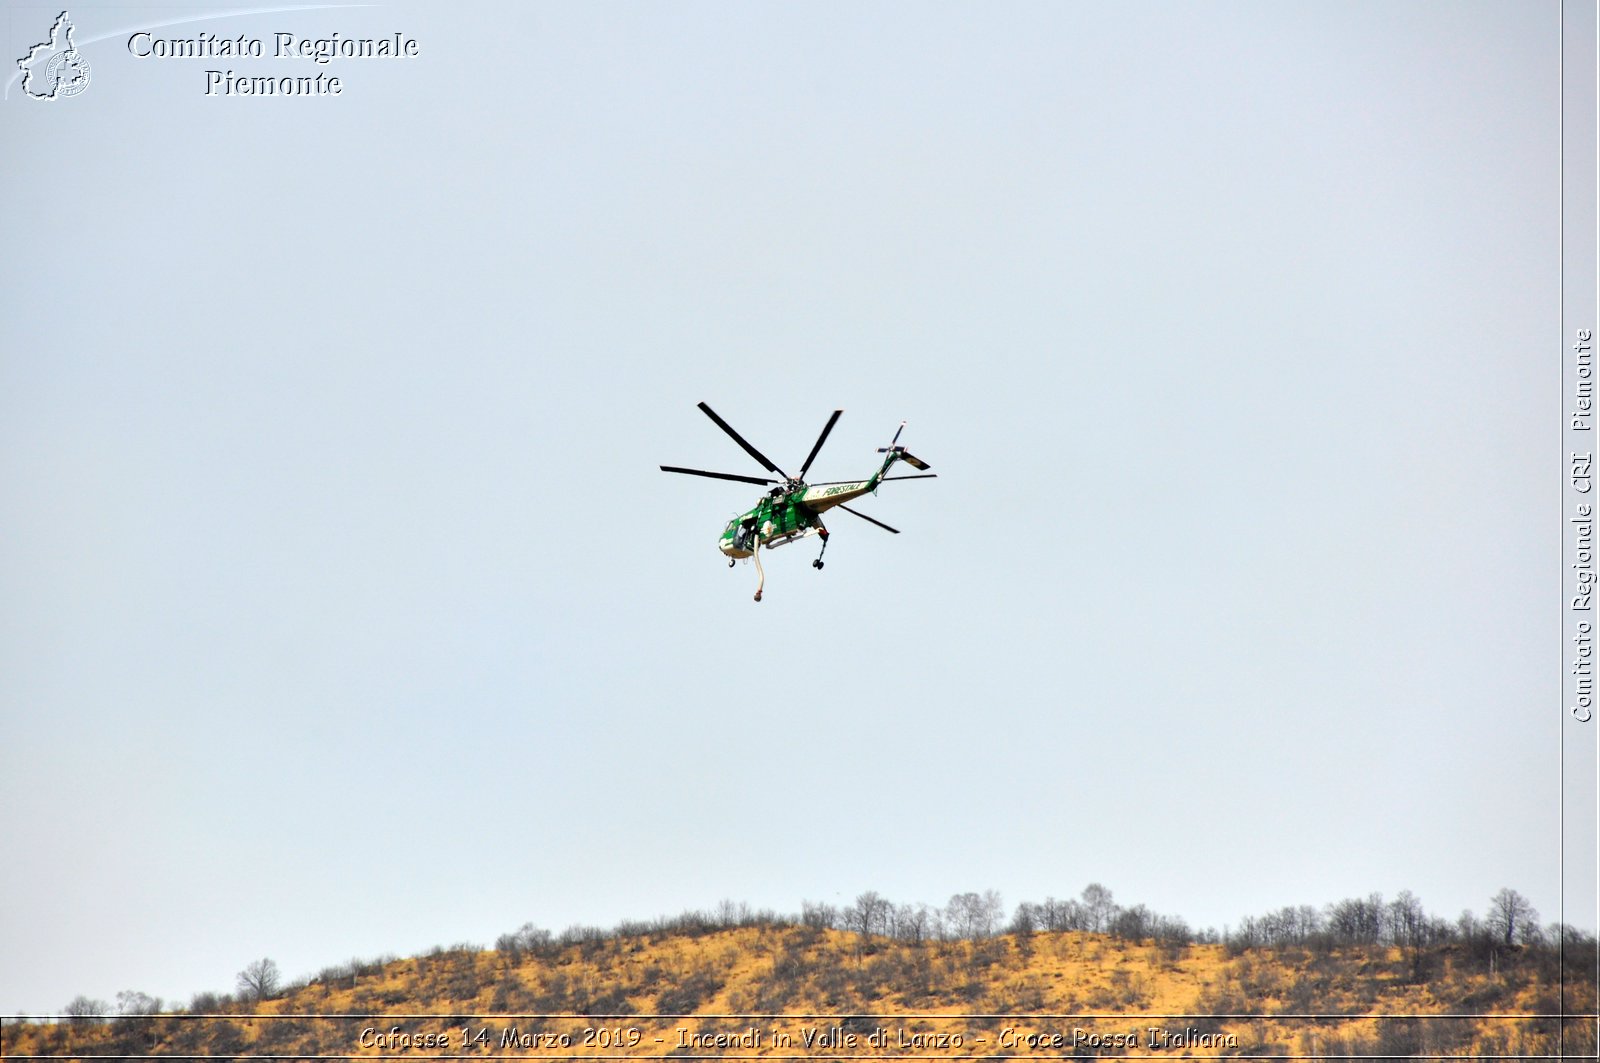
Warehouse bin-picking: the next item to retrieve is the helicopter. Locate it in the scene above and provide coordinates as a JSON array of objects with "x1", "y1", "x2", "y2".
[{"x1": 661, "y1": 402, "x2": 935, "y2": 601}]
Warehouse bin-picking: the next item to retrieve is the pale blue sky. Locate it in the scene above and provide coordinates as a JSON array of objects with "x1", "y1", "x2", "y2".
[{"x1": 1, "y1": 0, "x2": 1588, "y2": 1016}]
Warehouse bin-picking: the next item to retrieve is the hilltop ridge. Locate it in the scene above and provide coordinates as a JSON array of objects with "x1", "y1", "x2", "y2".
[{"x1": 9, "y1": 888, "x2": 1596, "y2": 1060}]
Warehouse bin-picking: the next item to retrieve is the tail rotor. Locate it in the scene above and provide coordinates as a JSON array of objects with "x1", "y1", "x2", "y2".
[{"x1": 878, "y1": 420, "x2": 931, "y2": 471}]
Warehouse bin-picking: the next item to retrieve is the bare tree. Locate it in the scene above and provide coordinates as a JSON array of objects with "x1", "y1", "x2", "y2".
[
  {"x1": 63, "y1": 995, "x2": 109, "y2": 1028},
  {"x1": 892, "y1": 902, "x2": 932, "y2": 945},
  {"x1": 977, "y1": 890, "x2": 1004, "y2": 938},
  {"x1": 714, "y1": 898, "x2": 750, "y2": 927},
  {"x1": 188, "y1": 991, "x2": 223, "y2": 1012},
  {"x1": 236, "y1": 957, "x2": 281, "y2": 1003},
  {"x1": 1081, "y1": 883, "x2": 1116, "y2": 933},
  {"x1": 115, "y1": 990, "x2": 161, "y2": 1016},
  {"x1": 1486, "y1": 888, "x2": 1538, "y2": 947},
  {"x1": 1152, "y1": 913, "x2": 1193, "y2": 948},
  {"x1": 801, "y1": 900, "x2": 837, "y2": 930},
  {"x1": 1256, "y1": 905, "x2": 1321, "y2": 947},
  {"x1": 495, "y1": 921, "x2": 552, "y2": 964},
  {"x1": 1035, "y1": 896, "x2": 1080, "y2": 931},
  {"x1": 944, "y1": 890, "x2": 1004, "y2": 939},
  {"x1": 845, "y1": 891, "x2": 891, "y2": 939},
  {"x1": 111, "y1": 990, "x2": 162, "y2": 1037},
  {"x1": 944, "y1": 892, "x2": 982, "y2": 939},
  {"x1": 1327, "y1": 893, "x2": 1385, "y2": 945},
  {"x1": 1387, "y1": 891, "x2": 1428, "y2": 976},
  {"x1": 1110, "y1": 903, "x2": 1153, "y2": 943}
]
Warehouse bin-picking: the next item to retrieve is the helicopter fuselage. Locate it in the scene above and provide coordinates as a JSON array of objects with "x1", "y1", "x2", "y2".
[{"x1": 717, "y1": 476, "x2": 877, "y2": 559}]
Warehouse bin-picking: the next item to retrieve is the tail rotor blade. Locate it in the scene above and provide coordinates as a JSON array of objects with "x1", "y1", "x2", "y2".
[
  {"x1": 797, "y1": 409, "x2": 843, "y2": 480},
  {"x1": 839, "y1": 504, "x2": 900, "y2": 534}
]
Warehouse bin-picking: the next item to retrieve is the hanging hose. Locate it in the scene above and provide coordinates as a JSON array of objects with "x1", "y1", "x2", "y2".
[{"x1": 752, "y1": 534, "x2": 765, "y2": 602}]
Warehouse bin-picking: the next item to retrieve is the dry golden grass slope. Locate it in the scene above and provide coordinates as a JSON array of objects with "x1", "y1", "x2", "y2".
[{"x1": 5, "y1": 925, "x2": 1596, "y2": 1060}]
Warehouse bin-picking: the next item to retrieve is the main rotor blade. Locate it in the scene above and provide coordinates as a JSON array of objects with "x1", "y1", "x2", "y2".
[
  {"x1": 698, "y1": 402, "x2": 786, "y2": 477},
  {"x1": 839, "y1": 504, "x2": 900, "y2": 534},
  {"x1": 660, "y1": 465, "x2": 776, "y2": 486},
  {"x1": 809, "y1": 474, "x2": 938, "y2": 485},
  {"x1": 797, "y1": 409, "x2": 843, "y2": 480}
]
